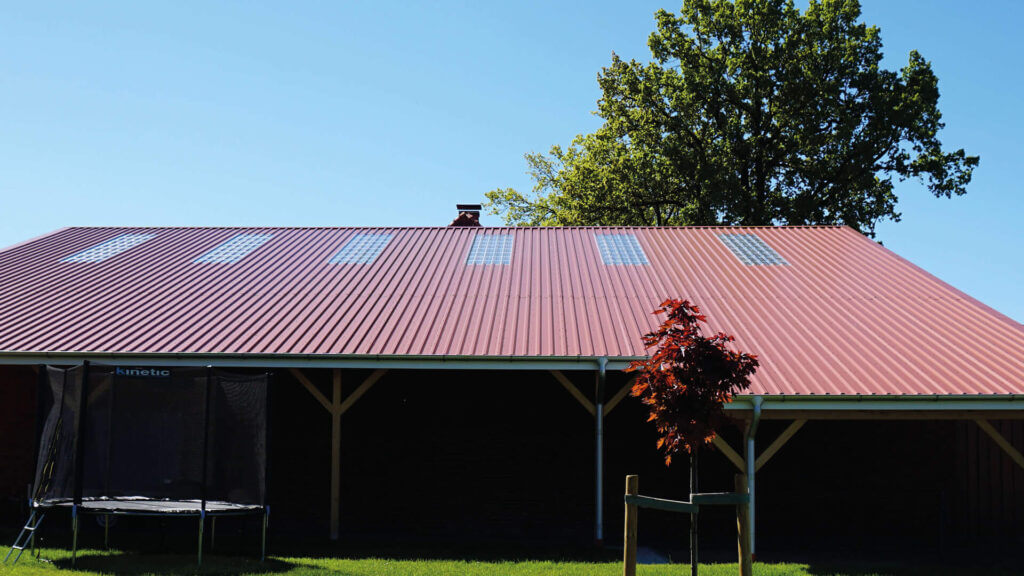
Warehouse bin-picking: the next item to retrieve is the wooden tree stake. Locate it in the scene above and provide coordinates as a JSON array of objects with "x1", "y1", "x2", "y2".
[
  {"x1": 623, "y1": 475, "x2": 638, "y2": 576},
  {"x1": 735, "y1": 474, "x2": 752, "y2": 576}
]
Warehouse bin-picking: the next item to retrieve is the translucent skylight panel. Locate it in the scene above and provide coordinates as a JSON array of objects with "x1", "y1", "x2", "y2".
[
  {"x1": 194, "y1": 234, "x2": 273, "y2": 263},
  {"x1": 718, "y1": 233, "x2": 789, "y2": 266},
  {"x1": 330, "y1": 233, "x2": 393, "y2": 264},
  {"x1": 466, "y1": 234, "x2": 513, "y2": 265},
  {"x1": 595, "y1": 234, "x2": 649, "y2": 265},
  {"x1": 62, "y1": 233, "x2": 157, "y2": 263}
]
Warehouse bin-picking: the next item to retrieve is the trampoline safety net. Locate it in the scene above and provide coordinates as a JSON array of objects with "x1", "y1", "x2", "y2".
[{"x1": 32, "y1": 364, "x2": 270, "y2": 514}]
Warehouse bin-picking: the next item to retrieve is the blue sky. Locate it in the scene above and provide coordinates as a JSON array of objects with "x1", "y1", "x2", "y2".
[{"x1": 1, "y1": 1, "x2": 1021, "y2": 322}]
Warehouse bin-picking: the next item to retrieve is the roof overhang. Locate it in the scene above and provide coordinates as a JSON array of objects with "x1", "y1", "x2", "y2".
[
  {"x1": 0, "y1": 351, "x2": 640, "y2": 372},
  {"x1": 3, "y1": 352, "x2": 1021, "y2": 416},
  {"x1": 726, "y1": 395, "x2": 1024, "y2": 419}
]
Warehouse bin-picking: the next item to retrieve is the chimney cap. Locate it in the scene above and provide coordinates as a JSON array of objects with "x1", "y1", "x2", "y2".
[{"x1": 450, "y1": 203, "x2": 482, "y2": 227}]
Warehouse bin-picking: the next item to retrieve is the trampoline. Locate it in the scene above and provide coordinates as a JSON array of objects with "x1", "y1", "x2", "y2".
[
  {"x1": 11, "y1": 362, "x2": 271, "y2": 566},
  {"x1": 34, "y1": 497, "x2": 264, "y2": 515}
]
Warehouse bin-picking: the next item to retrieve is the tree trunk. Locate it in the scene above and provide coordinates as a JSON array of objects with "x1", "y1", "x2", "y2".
[{"x1": 690, "y1": 450, "x2": 699, "y2": 576}]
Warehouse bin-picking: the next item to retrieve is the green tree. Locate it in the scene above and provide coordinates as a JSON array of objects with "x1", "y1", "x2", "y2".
[{"x1": 486, "y1": 0, "x2": 978, "y2": 236}]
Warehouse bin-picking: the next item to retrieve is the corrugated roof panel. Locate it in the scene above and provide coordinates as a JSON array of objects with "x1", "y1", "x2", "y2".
[{"x1": 0, "y1": 225, "x2": 1022, "y2": 397}]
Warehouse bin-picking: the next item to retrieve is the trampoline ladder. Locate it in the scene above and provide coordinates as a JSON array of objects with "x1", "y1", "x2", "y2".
[{"x1": 4, "y1": 510, "x2": 46, "y2": 565}]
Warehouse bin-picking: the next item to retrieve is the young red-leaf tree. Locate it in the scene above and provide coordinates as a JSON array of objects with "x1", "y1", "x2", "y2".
[{"x1": 627, "y1": 299, "x2": 759, "y2": 466}]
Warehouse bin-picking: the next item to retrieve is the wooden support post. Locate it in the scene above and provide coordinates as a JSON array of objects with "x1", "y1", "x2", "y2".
[
  {"x1": 330, "y1": 369, "x2": 341, "y2": 541},
  {"x1": 337, "y1": 369, "x2": 387, "y2": 416},
  {"x1": 735, "y1": 474, "x2": 752, "y2": 576},
  {"x1": 712, "y1": 435, "x2": 746, "y2": 472},
  {"x1": 755, "y1": 419, "x2": 806, "y2": 472},
  {"x1": 551, "y1": 370, "x2": 596, "y2": 416},
  {"x1": 975, "y1": 419, "x2": 1024, "y2": 470},
  {"x1": 292, "y1": 368, "x2": 388, "y2": 541},
  {"x1": 290, "y1": 368, "x2": 332, "y2": 413},
  {"x1": 603, "y1": 377, "x2": 636, "y2": 417},
  {"x1": 623, "y1": 475, "x2": 638, "y2": 576}
]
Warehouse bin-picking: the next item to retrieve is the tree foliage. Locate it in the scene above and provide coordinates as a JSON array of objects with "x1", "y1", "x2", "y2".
[
  {"x1": 627, "y1": 299, "x2": 759, "y2": 465},
  {"x1": 486, "y1": 0, "x2": 978, "y2": 237}
]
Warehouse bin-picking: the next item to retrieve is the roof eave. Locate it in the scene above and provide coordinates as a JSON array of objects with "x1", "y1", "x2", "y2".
[
  {"x1": 0, "y1": 350, "x2": 643, "y2": 371},
  {"x1": 727, "y1": 394, "x2": 1024, "y2": 414}
]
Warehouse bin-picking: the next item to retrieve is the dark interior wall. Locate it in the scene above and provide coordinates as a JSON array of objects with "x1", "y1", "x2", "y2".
[
  {"x1": 0, "y1": 366, "x2": 36, "y2": 524},
  {"x1": 955, "y1": 419, "x2": 1024, "y2": 549},
  {"x1": 271, "y1": 369, "x2": 597, "y2": 543},
  {"x1": 753, "y1": 419, "x2": 957, "y2": 554},
  {"x1": 270, "y1": 368, "x2": 1024, "y2": 554}
]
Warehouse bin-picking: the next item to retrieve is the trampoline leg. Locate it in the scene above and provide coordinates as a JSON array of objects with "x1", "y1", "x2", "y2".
[
  {"x1": 211, "y1": 517, "x2": 216, "y2": 550},
  {"x1": 197, "y1": 512, "x2": 205, "y2": 567},
  {"x1": 261, "y1": 507, "x2": 269, "y2": 562},
  {"x1": 104, "y1": 515, "x2": 109, "y2": 549},
  {"x1": 71, "y1": 506, "x2": 79, "y2": 567}
]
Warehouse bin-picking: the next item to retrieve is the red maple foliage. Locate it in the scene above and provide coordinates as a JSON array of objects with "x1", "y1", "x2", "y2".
[{"x1": 627, "y1": 299, "x2": 759, "y2": 465}]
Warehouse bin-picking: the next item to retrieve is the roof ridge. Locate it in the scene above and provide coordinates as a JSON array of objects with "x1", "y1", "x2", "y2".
[{"x1": 60, "y1": 224, "x2": 851, "y2": 231}]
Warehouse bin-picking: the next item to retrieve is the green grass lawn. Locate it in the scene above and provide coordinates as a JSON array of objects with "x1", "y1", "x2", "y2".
[{"x1": 0, "y1": 548, "x2": 1019, "y2": 576}]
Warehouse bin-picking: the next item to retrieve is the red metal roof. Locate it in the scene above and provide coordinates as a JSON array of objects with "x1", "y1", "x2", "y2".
[{"x1": 0, "y1": 225, "x2": 1021, "y2": 396}]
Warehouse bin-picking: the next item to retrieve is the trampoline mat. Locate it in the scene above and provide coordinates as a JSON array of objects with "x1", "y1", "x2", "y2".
[{"x1": 34, "y1": 497, "x2": 264, "y2": 516}]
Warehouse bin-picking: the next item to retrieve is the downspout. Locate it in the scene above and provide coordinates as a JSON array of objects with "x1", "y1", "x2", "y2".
[
  {"x1": 746, "y1": 396, "x2": 763, "y2": 556},
  {"x1": 595, "y1": 356, "x2": 608, "y2": 544}
]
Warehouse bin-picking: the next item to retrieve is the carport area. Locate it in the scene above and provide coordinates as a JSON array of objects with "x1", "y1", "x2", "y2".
[
  {"x1": 716, "y1": 397, "x2": 1024, "y2": 555},
  {"x1": 3, "y1": 359, "x2": 1024, "y2": 557}
]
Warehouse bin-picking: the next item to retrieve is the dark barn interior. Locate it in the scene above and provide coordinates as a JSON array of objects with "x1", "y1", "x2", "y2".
[
  {"x1": 268, "y1": 369, "x2": 1024, "y2": 557},
  {"x1": 2, "y1": 365, "x2": 1023, "y2": 559}
]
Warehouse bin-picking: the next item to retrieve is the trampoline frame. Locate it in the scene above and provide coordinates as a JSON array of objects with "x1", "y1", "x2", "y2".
[
  {"x1": 36, "y1": 500, "x2": 270, "y2": 566},
  {"x1": 22, "y1": 362, "x2": 273, "y2": 567},
  {"x1": 35, "y1": 498, "x2": 265, "y2": 517}
]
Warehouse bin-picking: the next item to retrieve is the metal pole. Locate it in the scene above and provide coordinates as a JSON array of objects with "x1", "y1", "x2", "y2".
[
  {"x1": 745, "y1": 397, "x2": 763, "y2": 557},
  {"x1": 262, "y1": 372, "x2": 272, "y2": 560},
  {"x1": 199, "y1": 367, "x2": 213, "y2": 567},
  {"x1": 71, "y1": 505, "x2": 78, "y2": 566},
  {"x1": 690, "y1": 451, "x2": 698, "y2": 576},
  {"x1": 261, "y1": 507, "x2": 269, "y2": 562},
  {"x1": 72, "y1": 362, "x2": 91, "y2": 509},
  {"x1": 594, "y1": 357, "x2": 607, "y2": 544},
  {"x1": 200, "y1": 367, "x2": 212, "y2": 509},
  {"x1": 71, "y1": 362, "x2": 89, "y2": 569},
  {"x1": 197, "y1": 511, "x2": 205, "y2": 567},
  {"x1": 104, "y1": 515, "x2": 109, "y2": 549}
]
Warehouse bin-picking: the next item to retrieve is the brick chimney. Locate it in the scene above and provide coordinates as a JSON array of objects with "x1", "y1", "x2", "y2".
[{"x1": 449, "y1": 204, "x2": 482, "y2": 227}]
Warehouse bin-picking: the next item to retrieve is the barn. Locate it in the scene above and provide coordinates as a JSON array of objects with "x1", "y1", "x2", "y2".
[{"x1": 1, "y1": 209, "x2": 1023, "y2": 558}]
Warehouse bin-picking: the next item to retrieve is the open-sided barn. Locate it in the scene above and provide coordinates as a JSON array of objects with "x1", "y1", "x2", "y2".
[{"x1": 1, "y1": 211, "x2": 1023, "y2": 556}]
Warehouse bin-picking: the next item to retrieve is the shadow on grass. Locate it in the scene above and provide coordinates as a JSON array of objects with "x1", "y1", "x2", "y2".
[
  {"x1": 269, "y1": 539, "x2": 624, "y2": 564},
  {"x1": 49, "y1": 552, "x2": 295, "y2": 575},
  {"x1": 800, "y1": 560, "x2": 1022, "y2": 576}
]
